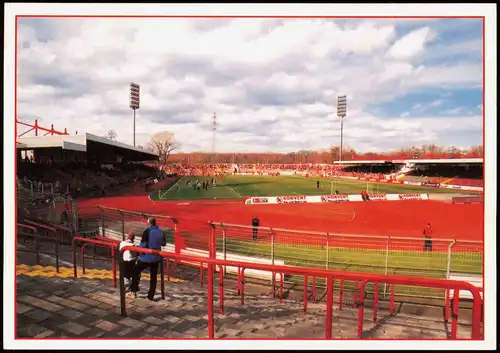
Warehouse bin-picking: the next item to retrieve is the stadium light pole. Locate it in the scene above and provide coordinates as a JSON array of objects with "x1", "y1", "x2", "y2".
[
  {"x1": 337, "y1": 95, "x2": 347, "y2": 162},
  {"x1": 129, "y1": 83, "x2": 140, "y2": 147}
]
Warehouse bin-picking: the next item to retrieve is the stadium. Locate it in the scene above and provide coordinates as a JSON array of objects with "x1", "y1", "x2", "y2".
[
  {"x1": 11, "y1": 13, "x2": 492, "y2": 345},
  {"x1": 15, "y1": 117, "x2": 484, "y2": 340}
]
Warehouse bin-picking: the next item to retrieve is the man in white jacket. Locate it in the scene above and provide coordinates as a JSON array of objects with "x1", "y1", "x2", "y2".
[{"x1": 119, "y1": 232, "x2": 137, "y2": 287}]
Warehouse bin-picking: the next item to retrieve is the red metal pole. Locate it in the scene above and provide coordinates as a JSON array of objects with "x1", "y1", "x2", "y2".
[
  {"x1": 390, "y1": 284, "x2": 395, "y2": 314},
  {"x1": 280, "y1": 273, "x2": 284, "y2": 304},
  {"x1": 72, "y1": 240, "x2": 78, "y2": 279},
  {"x1": 339, "y1": 279, "x2": 344, "y2": 310},
  {"x1": 200, "y1": 263, "x2": 204, "y2": 287},
  {"x1": 81, "y1": 246, "x2": 86, "y2": 274},
  {"x1": 240, "y1": 268, "x2": 245, "y2": 305},
  {"x1": 218, "y1": 264, "x2": 224, "y2": 314},
  {"x1": 357, "y1": 280, "x2": 368, "y2": 338},
  {"x1": 354, "y1": 281, "x2": 359, "y2": 308},
  {"x1": 444, "y1": 289, "x2": 450, "y2": 321},
  {"x1": 325, "y1": 276, "x2": 334, "y2": 339},
  {"x1": 272, "y1": 270, "x2": 276, "y2": 299},
  {"x1": 312, "y1": 276, "x2": 316, "y2": 302},
  {"x1": 35, "y1": 119, "x2": 38, "y2": 136},
  {"x1": 111, "y1": 247, "x2": 116, "y2": 288},
  {"x1": 237, "y1": 267, "x2": 241, "y2": 294},
  {"x1": 207, "y1": 260, "x2": 214, "y2": 339},
  {"x1": 166, "y1": 259, "x2": 170, "y2": 282},
  {"x1": 303, "y1": 275, "x2": 308, "y2": 314},
  {"x1": 373, "y1": 282, "x2": 379, "y2": 322},
  {"x1": 451, "y1": 289, "x2": 460, "y2": 339}
]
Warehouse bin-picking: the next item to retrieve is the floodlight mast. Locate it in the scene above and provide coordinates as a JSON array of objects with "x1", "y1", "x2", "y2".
[
  {"x1": 336, "y1": 95, "x2": 347, "y2": 162},
  {"x1": 129, "y1": 83, "x2": 140, "y2": 147}
]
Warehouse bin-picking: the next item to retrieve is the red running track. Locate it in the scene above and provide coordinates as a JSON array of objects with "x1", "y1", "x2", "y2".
[{"x1": 78, "y1": 192, "x2": 484, "y2": 245}]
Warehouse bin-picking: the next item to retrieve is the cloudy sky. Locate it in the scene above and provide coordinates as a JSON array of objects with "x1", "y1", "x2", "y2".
[{"x1": 16, "y1": 17, "x2": 483, "y2": 153}]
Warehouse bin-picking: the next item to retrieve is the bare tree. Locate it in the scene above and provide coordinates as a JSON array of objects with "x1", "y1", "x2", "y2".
[
  {"x1": 148, "y1": 131, "x2": 180, "y2": 164},
  {"x1": 105, "y1": 130, "x2": 117, "y2": 141}
]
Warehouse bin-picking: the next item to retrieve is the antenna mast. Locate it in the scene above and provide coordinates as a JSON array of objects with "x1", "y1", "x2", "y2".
[{"x1": 212, "y1": 112, "x2": 217, "y2": 154}]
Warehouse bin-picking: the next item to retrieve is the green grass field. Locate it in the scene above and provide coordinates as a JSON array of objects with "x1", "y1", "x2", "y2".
[
  {"x1": 149, "y1": 175, "x2": 481, "y2": 299},
  {"x1": 176, "y1": 233, "x2": 481, "y2": 299},
  {"x1": 152, "y1": 175, "x2": 472, "y2": 201}
]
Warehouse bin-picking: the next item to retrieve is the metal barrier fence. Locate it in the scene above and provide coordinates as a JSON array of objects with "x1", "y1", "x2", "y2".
[
  {"x1": 75, "y1": 206, "x2": 482, "y2": 301},
  {"x1": 76, "y1": 205, "x2": 212, "y2": 264},
  {"x1": 210, "y1": 223, "x2": 483, "y2": 300},
  {"x1": 110, "y1": 242, "x2": 482, "y2": 340},
  {"x1": 17, "y1": 216, "x2": 484, "y2": 339}
]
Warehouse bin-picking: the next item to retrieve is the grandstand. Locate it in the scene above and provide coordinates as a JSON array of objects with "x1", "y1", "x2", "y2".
[
  {"x1": 16, "y1": 132, "x2": 162, "y2": 199},
  {"x1": 333, "y1": 158, "x2": 483, "y2": 191}
]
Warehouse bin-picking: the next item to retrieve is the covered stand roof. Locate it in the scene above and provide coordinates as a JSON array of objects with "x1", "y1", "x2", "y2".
[
  {"x1": 334, "y1": 158, "x2": 483, "y2": 165},
  {"x1": 16, "y1": 133, "x2": 158, "y2": 161}
]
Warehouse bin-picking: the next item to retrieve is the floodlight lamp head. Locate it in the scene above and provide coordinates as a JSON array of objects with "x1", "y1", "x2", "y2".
[{"x1": 337, "y1": 95, "x2": 347, "y2": 118}]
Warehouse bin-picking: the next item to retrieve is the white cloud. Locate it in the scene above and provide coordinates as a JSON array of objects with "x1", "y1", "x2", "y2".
[
  {"x1": 444, "y1": 107, "x2": 467, "y2": 115},
  {"x1": 16, "y1": 18, "x2": 483, "y2": 153},
  {"x1": 386, "y1": 26, "x2": 435, "y2": 60},
  {"x1": 429, "y1": 99, "x2": 444, "y2": 107}
]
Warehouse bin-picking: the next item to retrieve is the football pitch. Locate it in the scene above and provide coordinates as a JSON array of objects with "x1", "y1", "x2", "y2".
[
  {"x1": 152, "y1": 175, "x2": 472, "y2": 201},
  {"x1": 142, "y1": 175, "x2": 483, "y2": 299}
]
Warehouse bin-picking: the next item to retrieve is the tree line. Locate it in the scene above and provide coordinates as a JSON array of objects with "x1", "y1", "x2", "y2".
[
  {"x1": 102, "y1": 129, "x2": 483, "y2": 165},
  {"x1": 167, "y1": 144, "x2": 483, "y2": 164}
]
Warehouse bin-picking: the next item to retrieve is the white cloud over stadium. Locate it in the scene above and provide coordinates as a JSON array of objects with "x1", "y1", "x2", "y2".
[{"x1": 17, "y1": 17, "x2": 483, "y2": 153}]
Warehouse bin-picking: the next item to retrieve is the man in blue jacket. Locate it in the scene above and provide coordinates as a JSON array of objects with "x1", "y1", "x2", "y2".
[{"x1": 129, "y1": 217, "x2": 166, "y2": 300}]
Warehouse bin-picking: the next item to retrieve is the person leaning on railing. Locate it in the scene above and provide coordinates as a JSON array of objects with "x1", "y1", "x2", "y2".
[
  {"x1": 129, "y1": 217, "x2": 166, "y2": 301},
  {"x1": 119, "y1": 232, "x2": 137, "y2": 288}
]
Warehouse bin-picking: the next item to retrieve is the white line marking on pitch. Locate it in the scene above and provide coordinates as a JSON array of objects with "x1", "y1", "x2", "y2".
[
  {"x1": 227, "y1": 186, "x2": 243, "y2": 198},
  {"x1": 160, "y1": 176, "x2": 184, "y2": 200}
]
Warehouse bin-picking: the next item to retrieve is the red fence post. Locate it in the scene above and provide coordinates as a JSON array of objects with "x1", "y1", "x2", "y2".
[
  {"x1": 81, "y1": 245, "x2": 86, "y2": 274},
  {"x1": 325, "y1": 276, "x2": 334, "y2": 339},
  {"x1": 166, "y1": 258, "x2": 170, "y2": 282},
  {"x1": 237, "y1": 267, "x2": 241, "y2": 295},
  {"x1": 303, "y1": 275, "x2": 308, "y2": 314},
  {"x1": 312, "y1": 276, "x2": 316, "y2": 302},
  {"x1": 218, "y1": 265, "x2": 224, "y2": 314},
  {"x1": 373, "y1": 282, "x2": 379, "y2": 323},
  {"x1": 451, "y1": 289, "x2": 460, "y2": 339},
  {"x1": 240, "y1": 268, "x2": 245, "y2": 305},
  {"x1": 339, "y1": 279, "x2": 344, "y2": 310},
  {"x1": 72, "y1": 238, "x2": 78, "y2": 279},
  {"x1": 280, "y1": 273, "x2": 284, "y2": 304},
  {"x1": 390, "y1": 284, "x2": 395, "y2": 315},
  {"x1": 444, "y1": 289, "x2": 450, "y2": 322},
  {"x1": 111, "y1": 247, "x2": 117, "y2": 288},
  {"x1": 207, "y1": 260, "x2": 214, "y2": 339},
  {"x1": 357, "y1": 280, "x2": 368, "y2": 338}
]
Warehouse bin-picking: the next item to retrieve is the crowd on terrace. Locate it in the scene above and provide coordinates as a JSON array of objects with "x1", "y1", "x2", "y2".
[
  {"x1": 17, "y1": 155, "x2": 483, "y2": 202},
  {"x1": 154, "y1": 161, "x2": 482, "y2": 187}
]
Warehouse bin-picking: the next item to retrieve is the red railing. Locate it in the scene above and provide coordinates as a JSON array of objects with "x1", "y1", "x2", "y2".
[
  {"x1": 16, "y1": 225, "x2": 62, "y2": 272},
  {"x1": 71, "y1": 237, "x2": 120, "y2": 287},
  {"x1": 17, "y1": 223, "x2": 37, "y2": 233},
  {"x1": 17, "y1": 118, "x2": 69, "y2": 138},
  {"x1": 117, "y1": 244, "x2": 482, "y2": 340}
]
